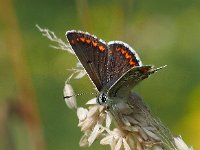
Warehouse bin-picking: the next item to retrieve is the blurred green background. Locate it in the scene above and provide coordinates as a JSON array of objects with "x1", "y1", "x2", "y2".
[{"x1": 0, "y1": 0, "x2": 200, "y2": 149}]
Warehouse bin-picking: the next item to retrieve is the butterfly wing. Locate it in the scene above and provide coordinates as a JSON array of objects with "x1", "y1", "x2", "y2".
[
  {"x1": 105, "y1": 41, "x2": 142, "y2": 89},
  {"x1": 108, "y1": 65, "x2": 166, "y2": 98},
  {"x1": 66, "y1": 31, "x2": 109, "y2": 91}
]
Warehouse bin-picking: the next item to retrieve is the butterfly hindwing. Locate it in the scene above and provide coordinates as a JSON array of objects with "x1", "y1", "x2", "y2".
[
  {"x1": 108, "y1": 65, "x2": 154, "y2": 98},
  {"x1": 66, "y1": 31, "x2": 109, "y2": 91}
]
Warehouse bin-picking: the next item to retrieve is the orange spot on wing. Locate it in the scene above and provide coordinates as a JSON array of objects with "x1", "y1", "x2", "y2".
[
  {"x1": 80, "y1": 37, "x2": 85, "y2": 42},
  {"x1": 86, "y1": 39, "x2": 91, "y2": 44},
  {"x1": 125, "y1": 53, "x2": 131, "y2": 59},
  {"x1": 99, "y1": 45, "x2": 105, "y2": 51},
  {"x1": 121, "y1": 49, "x2": 126, "y2": 54},
  {"x1": 129, "y1": 59, "x2": 136, "y2": 65},
  {"x1": 92, "y1": 41, "x2": 97, "y2": 47},
  {"x1": 116, "y1": 47, "x2": 121, "y2": 51}
]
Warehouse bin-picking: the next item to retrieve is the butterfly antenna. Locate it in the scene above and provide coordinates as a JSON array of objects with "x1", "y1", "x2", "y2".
[
  {"x1": 64, "y1": 92, "x2": 98, "y2": 99},
  {"x1": 153, "y1": 65, "x2": 167, "y2": 73}
]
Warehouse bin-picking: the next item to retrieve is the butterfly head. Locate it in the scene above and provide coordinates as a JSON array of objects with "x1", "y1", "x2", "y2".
[{"x1": 97, "y1": 92, "x2": 109, "y2": 105}]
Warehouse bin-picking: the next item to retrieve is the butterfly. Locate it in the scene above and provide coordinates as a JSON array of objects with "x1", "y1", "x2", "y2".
[{"x1": 66, "y1": 30, "x2": 165, "y2": 126}]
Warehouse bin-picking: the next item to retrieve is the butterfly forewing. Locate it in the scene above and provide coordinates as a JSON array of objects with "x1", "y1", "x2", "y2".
[
  {"x1": 106, "y1": 41, "x2": 142, "y2": 89},
  {"x1": 66, "y1": 31, "x2": 109, "y2": 91}
]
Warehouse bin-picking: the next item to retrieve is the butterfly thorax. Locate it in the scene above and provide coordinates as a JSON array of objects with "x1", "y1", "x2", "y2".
[{"x1": 96, "y1": 90, "x2": 128, "y2": 111}]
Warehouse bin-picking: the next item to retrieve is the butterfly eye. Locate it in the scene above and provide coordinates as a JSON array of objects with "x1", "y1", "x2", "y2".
[
  {"x1": 97, "y1": 93, "x2": 107, "y2": 105},
  {"x1": 101, "y1": 94, "x2": 107, "y2": 103}
]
